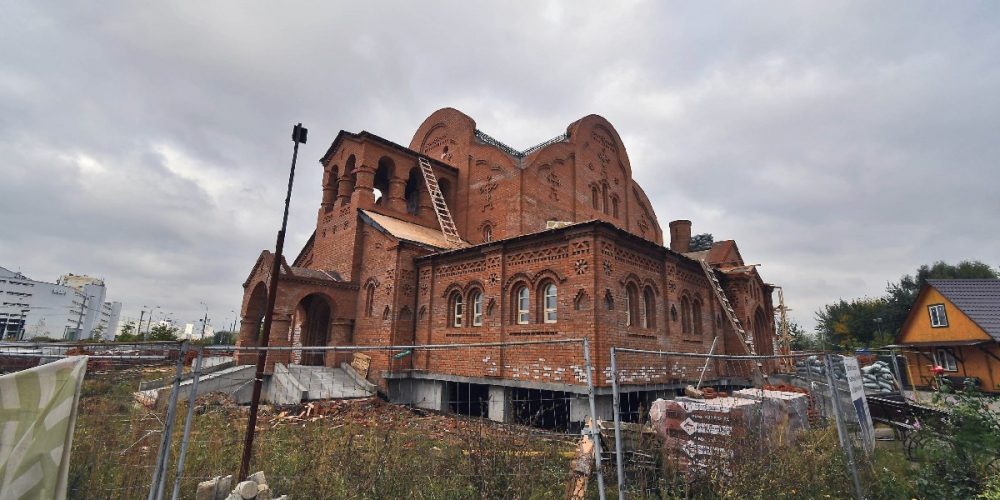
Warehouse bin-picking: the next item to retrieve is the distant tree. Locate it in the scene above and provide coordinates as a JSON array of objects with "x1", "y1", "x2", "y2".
[
  {"x1": 786, "y1": 321, "x2": 819, "y2": 351},
  {"x1": 147, "y1": 324, "x2": 180, "y2": 342},
  {"x1": 815, "y1": 260, "x2": 998, "y2": 349},
  {"x1": 213, "y1": 330, "x2": 238, "y2": 345},
  {"x1": 689, "y1": 233, "x2": 714, "y2": 252},
  {"x1": 90, "y1": 324, "x2": 105, "y2": 342},
  {"x1": 116, "y1": 321, "x2": 138, "y2": 342}
]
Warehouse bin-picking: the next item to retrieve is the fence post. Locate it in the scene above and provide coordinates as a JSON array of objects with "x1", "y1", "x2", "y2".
[
  {"x1": 149, "y1": 342, "x2": 188, "y2": 500},
  {"x1": 610, "y1": 347, "x2": 626, "y2": 499},
  {"x1": 823, "y1": 354, "x2": 864, "y2": 500},
  {"x1": 170, "y1": 347, "x2": 205, "y2": 500},
  {"x1": 582, "y1": 338, "x2": 607, "y2": 500}
]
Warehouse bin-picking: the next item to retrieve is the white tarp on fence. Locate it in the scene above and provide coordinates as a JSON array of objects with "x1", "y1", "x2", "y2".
[{"x1": 0, "y1": 356, "x2": 88, "y2": 500}]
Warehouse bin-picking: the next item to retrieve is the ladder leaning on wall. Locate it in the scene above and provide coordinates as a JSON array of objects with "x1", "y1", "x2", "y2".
[
  {"x1": 698, "y1": 259, "x2": 767, "y2": 383},
  {"x1": 417, "y1": 157, "x2": 464, "y2": 248}
]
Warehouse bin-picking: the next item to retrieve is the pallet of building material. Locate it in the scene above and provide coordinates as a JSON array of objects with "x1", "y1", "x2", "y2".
[
  {"x1": 731, "y1": 388, "x2": 810, "y2": 444},
  {"x1": 649, "y1": 397, "x2": 763, "y2": 474}
]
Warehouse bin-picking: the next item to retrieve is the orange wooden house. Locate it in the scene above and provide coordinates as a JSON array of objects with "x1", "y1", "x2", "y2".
[{"x1": 895, "y1": 279, "x2": 1000, "y2": 392}]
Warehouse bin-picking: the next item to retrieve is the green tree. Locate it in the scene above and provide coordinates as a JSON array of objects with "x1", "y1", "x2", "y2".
[
  {"x1": 212, "y1": 330, "x2": 238, "y2": 345},
  {"x1": 786, "y1": 320, "x2": 819, "y2": 351},
  {"x1": 147, "y1": 324, "x2": 179, "y2": 341},
  {"x1": 116, "y1": 321, "x2": 138, "y2": 342},
  {"x1": 689, "y1": 233, "x2": 714, "y2": 252}
]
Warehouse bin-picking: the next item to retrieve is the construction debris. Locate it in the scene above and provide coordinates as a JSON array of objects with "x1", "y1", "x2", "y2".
[{"x1": 196, "y1": 471, "x2": 286, "y2": 500}]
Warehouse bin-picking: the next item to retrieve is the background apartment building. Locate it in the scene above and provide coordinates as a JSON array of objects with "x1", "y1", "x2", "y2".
[{"x1": 0, "y1": 267, "x2": 121, "y2": 340}]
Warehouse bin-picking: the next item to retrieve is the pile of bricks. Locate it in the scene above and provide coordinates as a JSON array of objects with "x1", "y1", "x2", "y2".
[
  {"x1": 196, "y1": 471, "x2": 287, "y2": 500},
  {"x1": 648, "y1": 388, "x2": 811, "y2": 473}
]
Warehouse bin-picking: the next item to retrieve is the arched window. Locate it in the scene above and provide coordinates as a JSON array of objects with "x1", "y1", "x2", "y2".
[
  {"x1": 451, "y1": 292, "x2": 464, "y2": 327},
  {"x1": 643, "y1": 287, "x2": 656, "y2": 329},
  {"x1": 693, "y1": 299, "x2": 703, "y2": 336},
  {"x1": 611, "y1": 196, "x2": 620, "y2": 219},
  {"x1": 470, "y1": 291, "x2": 483, "y2": 326},
  {"x1": 602, "y1": 184, "x2": 609, "y2": 214},
  {"x1": 515, "y1": 286, "x2": 530, "y2": 324},
  {"x1": 681, "y1": 296, "x2": 691, "y2": 334},
  {"x1": 364, "y1": 283, "x2": 376, "y2": 317},
  {"x1": 483, "y1": 225, "x2": 493, "y2": 243},
  {"x1": 591, "y1": 186, "x2": 600, "y2": 210},
  {"x1": 625, "y1": 283, "x2": 639, "y2": 327},
  {"x1": 543, "y1": 283, "x2": 557, "y2": 323}
]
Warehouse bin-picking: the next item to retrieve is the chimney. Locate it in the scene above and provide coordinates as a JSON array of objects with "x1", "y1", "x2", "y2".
[{"x1": 669, "y1": 220, "x2": 692, "y2": 253}]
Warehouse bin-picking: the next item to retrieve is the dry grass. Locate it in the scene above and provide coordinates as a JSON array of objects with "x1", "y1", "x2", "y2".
[{"x1": 68, "y1": 370, "x2": 588, "y2": 499}]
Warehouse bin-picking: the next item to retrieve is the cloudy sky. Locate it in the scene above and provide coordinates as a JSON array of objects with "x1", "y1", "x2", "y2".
[{"x1": 2, "y1": 1, "x2": 998, "y2": 332}]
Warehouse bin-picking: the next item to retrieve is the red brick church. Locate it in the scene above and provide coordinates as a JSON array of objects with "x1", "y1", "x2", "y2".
[{"x1": 236, "y1": 108, "x2": 776, "y2": 424}]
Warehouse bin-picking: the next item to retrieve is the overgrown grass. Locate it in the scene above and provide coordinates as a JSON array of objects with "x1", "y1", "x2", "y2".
[{"x1": 68, "y1": 370, "x2": 585, "y2": 499}]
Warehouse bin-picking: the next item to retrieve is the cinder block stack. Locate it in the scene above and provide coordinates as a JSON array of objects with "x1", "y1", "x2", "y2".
[{"x1": 648, "y1": 397, "x2": 762, "y2": 473}]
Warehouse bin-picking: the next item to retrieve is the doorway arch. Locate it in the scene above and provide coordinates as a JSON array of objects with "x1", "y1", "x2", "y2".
[{"x1": 293, "y1": 293, "x2": 334, "y2": 366}]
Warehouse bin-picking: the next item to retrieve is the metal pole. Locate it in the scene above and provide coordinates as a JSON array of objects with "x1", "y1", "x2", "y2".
[
  {"x1": 170, "y1": 348, "x2": 204, "y2": 500},
  {"x1": 238, "y1": 123, "x2": 306, "y2": 482},
  {"x1": 582, "y1": 338, "x2": 606, "y2": 500},
  {"x1": 148, "y1": 342, "x2": 188, "y2": 500},
  {"x1": 696, "y1": 335, "x2": 719, "y2": 389},
  {"x1": 823, "y1": 354, "x2": 864, "y2": 500},
  {"x1": 138, "y1": 309, "x2": 146, "y2": 341},
  {"x1": 610, "y1": 347, "x2": 626, "y2": 499}
]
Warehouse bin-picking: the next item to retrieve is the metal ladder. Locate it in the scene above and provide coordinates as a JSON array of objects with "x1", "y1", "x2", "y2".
[
  {"x1": 698, "y1": 260, "x2": 767, "y2": 381},
  {"x1": 417, "y1": 157, "x2": 464, "y2": 248}
]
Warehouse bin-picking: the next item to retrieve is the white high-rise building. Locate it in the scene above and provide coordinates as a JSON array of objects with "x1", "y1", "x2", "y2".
[{"x1": 0, "y1": 267, "x2": 122, "y2": 340}]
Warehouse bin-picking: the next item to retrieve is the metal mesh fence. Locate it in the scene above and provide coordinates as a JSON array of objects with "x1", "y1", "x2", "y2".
[
  {"x1": 156, "y1": 339, "x2": 605, "y2": 499},
  {"x1": 608, "y1": 349, "x2": 877, "y2": 499},
  {"x1": 0, "y1": 341, "x2": 187, "y2": 500}
]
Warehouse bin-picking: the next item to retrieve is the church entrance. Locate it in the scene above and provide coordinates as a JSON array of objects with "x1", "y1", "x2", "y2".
[{"x1": 294, "y1": 294, "x2": 333, "y2": 366}]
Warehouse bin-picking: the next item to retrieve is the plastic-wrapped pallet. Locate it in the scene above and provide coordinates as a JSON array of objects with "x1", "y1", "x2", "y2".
[
  {"x1": 732, "y1": 388, "x2": 810, "y2": 444},
  {"x1": 648, "y1": 397, "x2": 763, "y2": 474}
]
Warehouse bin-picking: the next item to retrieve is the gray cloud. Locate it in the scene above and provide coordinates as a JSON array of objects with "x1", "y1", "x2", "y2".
[{"x1": 1, "y1": 0, "x2": 998, "y2": 331}]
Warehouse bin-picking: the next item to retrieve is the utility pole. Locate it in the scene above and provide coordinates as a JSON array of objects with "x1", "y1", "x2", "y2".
[
  {"x1": 200, "y1": 313, "x2": 209, "y2": 341},
  {"x1": 199, "y1": 301, "x2": 209, "y2": 341},
  {"x1": 239, "y1": 123, "x2": 307, "y2": 482},
  {"x1": 137, "y1": 308, "x2": 146, "y2": 340}
]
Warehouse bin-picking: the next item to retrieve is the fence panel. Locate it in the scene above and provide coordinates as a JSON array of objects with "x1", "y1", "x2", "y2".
[
  {"x1": 0, "y1": 341, "x2": 186, "y2": 500},
  {"x1": 162, "y1": 340, "x2": 605, "y2": 499},
  {"x1": 608, "y1": 349, "x2": 875, "y2": 499}
]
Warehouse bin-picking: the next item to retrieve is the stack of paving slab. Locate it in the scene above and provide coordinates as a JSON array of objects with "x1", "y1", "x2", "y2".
[
  {"x1": 648, "y1": 389, "x2": 811, "y2": 474},
  {"x1": 196, "y1": 471, "x2": 287, "y2": 500}
]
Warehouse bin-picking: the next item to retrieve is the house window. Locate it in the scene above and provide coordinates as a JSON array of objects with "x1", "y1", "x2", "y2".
[
  {"x1": 515, "y1": 286, "x2": 530, "y2": 324},
  {"x1": 934, "y1": 348, "x2": 958, "y2": 372},
  {"x1": 543, "y1": 283, "x2": 557, "y2": 323},
  {"x1": 451, "y1": 292, "x2": 464, "y2": 327},
  {"x1": 471, "y1": 291, "x2": 483, "y2": 326},
  {"x1": 928, "y1": 304, "x2": 948, "y2": 328}
]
